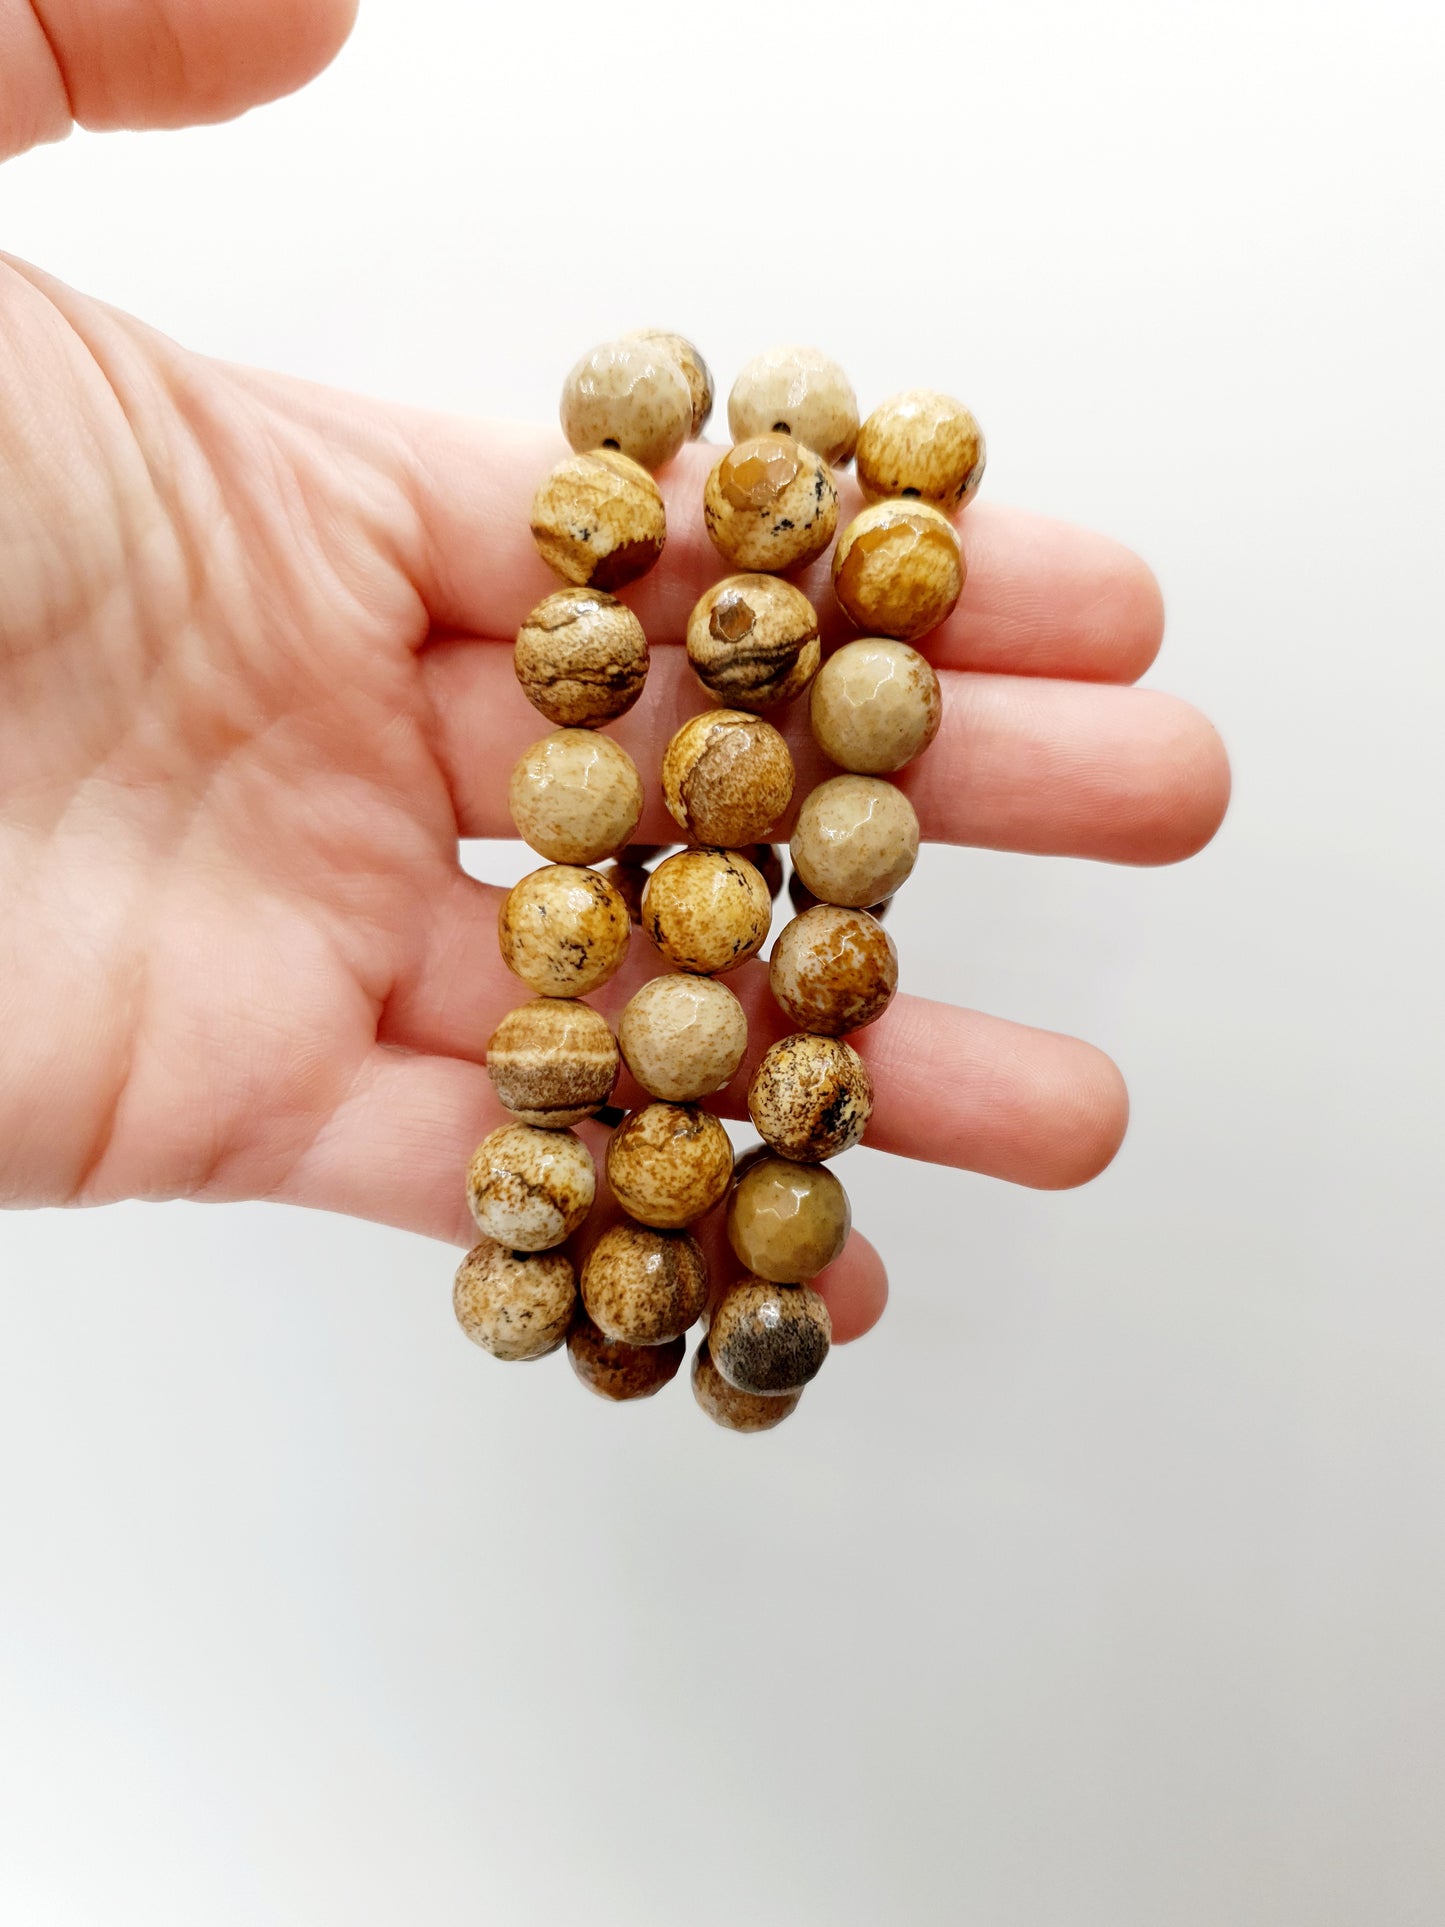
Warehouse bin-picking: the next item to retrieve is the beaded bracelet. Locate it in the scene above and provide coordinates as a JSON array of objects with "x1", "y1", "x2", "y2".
[{"x1": 452, "y1": 332, "x2": 984, "y2": 1432}]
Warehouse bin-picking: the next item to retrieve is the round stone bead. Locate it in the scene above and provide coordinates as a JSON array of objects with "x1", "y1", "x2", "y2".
[
  {"x1": 769, "y1": 905, "x2": 898, "y2": 1035},
  {"x1": 832, "y1": 500, "x2": 964, "y2": 642},
  {"x1": 560, "y1": 337, "x2": 693, "y2": 471},
  {"x1": 486, "y1": 998, "x2": 620, "y2": 1127},
  {"x1": 747, "y1": 1034, "x2": 873, "y2": 1162},
  {"x1": 703, "y1": 434, "x2": 838, "y2": 574},
  {"x1": 531, "y1": 449, "x2": 666, "y2": 591},
  {"x1": 855, "y1": 389, "x2": 987, "y2": 511},
  {"x1": 580, "y1": 1221, "x2": 709, "y2": 1345},
  {"x1": 466, "y1": 1123, "x2": 596, "y2": 1250},
  {"x1": 605, "y1": 1102, "x2": 734, "y2": 1228},
  {"x1": 789, "y1": 776, "x2": 919, "y2": 908},
  {"x1": 692, "y1": 1341, "x2": 802, "y2": 1431},
  {"x1": 514, "y1": 588, "x2": 649, "y2": 728},
  {"x1": 810, "y1": 639, "x2": 942, "y2": 775},
  {"x1": 710, "y1": 1278, "x2": 832, "y2": 1394},
  {"x1": 661, "y1": 710, "x2": 795, "y2": 848},
  {"x1": 626, "y1": 329, "x2": 713, "y2": 439},
  {"x1": 727, "y1": 345, "x2": 860, "y2": 467},
  {"x1": 499, "y1": 864, "x2": 631, "y2": 998},
  {"x1": 726, "y1": 1156, "x2": 851, "y2": 1283},
  {"x1": 642, "y1": 849, "x2": 772, "y2": 976},
  {"x1": 619, "y1": 973, "x2": 748, "y2": 1101},
  {"x1": 685, "y1": 575, "x2": 821, "y2": 712},
  {"x1": 454, "y1": 1239, "x2": 577, "y2": 1362},
  {"x1": 567, "y1": 1315, "x2": 686, "y2": 1401},
  {"x1": 509, "y1": 729, "x2": 644, "y2": 866}
]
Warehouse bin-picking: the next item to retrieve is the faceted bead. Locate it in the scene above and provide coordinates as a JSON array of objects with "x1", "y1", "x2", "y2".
[
  {"x1": 560, "y1": 337, "x2": 693, "y2": 470},
  {"x1": 855, "y1": 389, "x2": 986, "y2": 511},
  {"x1": 726, "y1": 1156, "x2": 851, "y2": 1283},
  {"x1": 727, "y1": 345, "x2": 859, "y2": 467},
  {"x1": 685, "y1": 575, "x2": 820, "y2": 712},
  {"x1": 466, "y1": 1123, "x2": 595, "y2": 1250},
  {"x1": 710, "y1": 1277, "x2": 832, "y2": 1394},
  {"x1": 567, "y1": 1315, "x2": 686, "y2": 1401},
  {"x1": 703, "y1": 434, "x2": 838, "y2": 574},
  {"x1": 692, "y1": 1340, "x2": 802, "y2": 1431},
  {"x1": 661, "y1": 710, "x2": 795, "y2": 848},
  {"x1": 768, "y1": 905, "x2": 898, "y2": 1036},
  {"x1": 809, "y1": 638, "x2": 942, "y2": 774},
  {"x1": 641, "y1": 849, "x2": 772, "y2": 976},
  {"x1": 486, "y1": 998, "x2": 619, "y2": 1127},
  {"x1": 498, "y1": 864, "x2": 631, "y2": 998},
  {"x1": 530, "y1": 449, "x2": 665, "y2": 590},
  {"x1": 789, "y1": 775, "x2": 919, "y2": 908},
  {"x1": 618, "y1": 973, "x2": 748, "y2": 1102},
  {"x1": 747, "y1": 1033, "x2": 873, "y2": 1162},
  {"x1": 454, "y1": 1239, "x2": 577, "y2": 1361},
  {"x1": 604, "y1": 1102, "x2": 734, "y2": 1229},
  {"x1": 580, "y1": 1220, "x2": 709, "y2": 1346},
  {"x1": 509, "y1": 729, "x2": 643, "y2": 866},
  {"x1": 625, "y1": 329, "x2": 713, "y2": 438},
  {"x1": 832, "y1": 500, "x2": 963, "y2": 641},
  {"x1": 514, "y1": 588, "x2": 649, "y2": 728}
]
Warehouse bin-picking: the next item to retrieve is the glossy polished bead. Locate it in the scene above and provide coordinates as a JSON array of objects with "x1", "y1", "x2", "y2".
[
  {"x1": 531, "y1": 449, "x2": 666, "y2": 590},
  {"x1": 514, "y1": 588, "x2": 649, "y2": 728},
  {"x1": 661, "y1": 711, "x2": 795, "y2": 848},
  {"x1": 618, "y1": 973, "x2": 748, "y2": 1101},
  {"x1": 499, "y1": 864, "x2": 631, "y2": 997},
  {"x1": 685, "y1": 575, "x2": 821, "y2": 712},
  {"x1": 726, "y1": 1156, "x2": 851, "y2": 1283},
  {"x1": 810, "y1": 639, "x2": 942, "y2": 774},
  {"x1": 466, "y1": 1123, "x2": 595, "y2": 1250},
  {"x1": 727, "y1": 345, "x2": 859, "y2": 467},
  {"x1": 641, "y1": 848, "x2": 772, "y2": 976},
  {"x1": 454, "y1": 1239, "x2": 577, "y2": 1361},
  {"x1": 748, "y1": 1033, "x2": 873, "y2": 1161},
  {"x1": 832, "y1": 500, "x2": 963, "y2": 641},
  {"x1": 560, "y1": 337, "x2": 693, "y2": 470},
  {"x1": 581, "y1": 1221, "x2": 709, "y2": 1345},
  {"x1": 789, "y1": 776, "x2": 919, "y2": 908},
  {"x1": 567, "y1": 1315, "x2": 686, "y2": 1401},
  {"x1": 605, "y1": 1102, "x2": 734, "y2": 1228},
  {"x1": 509, "y1": 729, "x2": 643, "y2": 866},
  {"x1": 703, "y1": 434, "x2": 838, "y2": 574},
  {"x1": 710, "y1": 1277, "x2": 832, "y2": 1394},
  {"x1": 626, "y1": 329, "x2": 713, "y2": 438},
  {"x1": 692, "y1": 1340, "x2": 802, "y2": 1431},
  {"x1": 855, "y1": 389, "x2": 986, "y2": 511},
  {"x1": 486, "y1": 998, "x2": 620, "y2": 1126},
  {"x1": 768, "y1": 905, "x2": 898, "y2": 1035}
]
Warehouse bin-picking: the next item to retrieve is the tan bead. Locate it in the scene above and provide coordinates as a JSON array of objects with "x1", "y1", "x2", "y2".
[
  {"x1": 661, "y1": 711, "x2": 795, "y2": 848},
  {"x1": 509, "y1": 729, "x2": 644, "y2": 866},
  {"x1": 499, "y1": 864, "x2": 631, "y2": 998},
  {"x1": 832, "y1": 500, "x2": 964, "y2": 642},
  {"x1": 559, "y1": 337, "x2": 693, "y2": 470},
  {"x1": 466, "y1": 1123, "x2": 596, "y2": 1250},
  {"x1": 692, "y1": 1340, "x2": 802, "y2": 1431},
  {"x1": 605, "y1": 1102, "x2": 734, "y2": 1228},
  {"x1": 454, "y1": 1239, "x2": 577, "y2": 1362},
  {"x1": 703, "y1": 434, "x2": 838, "y2": 574},
  {"x1": 726, "y1": 1156, "x2": 851, "y2": 1283},
  {"x1": 486, "y1": 998, "x2": 620, "y2": 1127},
  {"x1": 641, "y1": 849, "x2": 772, "y2": 976},
  {"x1": 567, "y1": 1314, "x2": 686, "y2": 1401},
  {"x1": 626, "y1": 329, "x2": 713, "y2": 438},
  {"x1": 685, "y1": 575, "x2": 821, "y2": 712},
  {"x1": 768, "y1": 906, "x2": 898, "y2": 1036},
  {"x1": 710, "y1": 1277, "x2": 832, "y2": 1394},
  {"x1": 810, "y1": 639, "x2": 942, "y2": 774},
  {"x1": 619, "y1": 973, "x2": 748, "y2": 1102},
  {"x1": 747, "y1": 1034, "x2": 873, "y2": 1162},
  {"x1": 514, "y1": 588, "x2": 649, "y2": 728},
  {"x1": 727, "y1": 344, "x2": 860, "y2": 467},
  {"x1": 855, "y1": 389, "x2": 986, "y2": 511},
  {"x1": 530, "y1": 449, "x2": 666, "y2": 590},
  {"x1": 581, "y1": 1220, "x2": 709, "y2": 1345},
  {"x1": 789, "y1": 776, "x2": 919, "y2": 908}
]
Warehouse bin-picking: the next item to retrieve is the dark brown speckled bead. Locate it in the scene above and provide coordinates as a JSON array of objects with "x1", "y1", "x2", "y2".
[
  {"x1": 498, "y1": 864, "x2": 631, "y2": 998},
  {"x1": 605, "y1": 1103, "x2": 734, "y2": 1228},
  {"x1": 661, "y1": 711, "x2": 795, "y2": 848},
  {"x1": 531, "y1": 449, "x2": 666, "y2": 591},
  {"x1": 747, "y1": 1034, "x2": 874, "y2": 1162},
  {"x1": 703, "y1": 434, "x2": 838, "y2": 574},
  {"x1": 685, "y1": 575, "x2": 821, "y2": 712},
  {"x1": 768, "y1": 905, "x2": 898, "y2": 1035},
  {"x1": 709, "y1": 1277, "x2": 832, "y2": 1394},
  {"x1": 514, "y1": 589, "x2": 650, "y2": 728},
  {"x1": 581, "y1": 1220, "x2": 709, "y2": 1345},
  {"x1": 567, "y1": 1313, "x2": 686, "y2": 1401},
  {"x1": 454, "y1": 1239, "x2": 577, "y2": 1361},
  {"x1": 692, "y1": 1341, "x2": 802, "y2": 1432}
]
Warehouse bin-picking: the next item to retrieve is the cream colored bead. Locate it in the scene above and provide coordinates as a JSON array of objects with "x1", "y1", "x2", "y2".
[
  {"x1": 703, "y1": 434, "x2": 838, "y2": 574},
  {"x1": 605, "y1": 1103, "x2": 734, "y2": 1228},
  {"x1": 514, "y1": 588, "x2": 649, "y2": 727},
  {"x1": 726, "y1": 1156, "x2": 851, "y2": 1283},
  {"x1": 509, "y1": 729, "x2": 643, "y2": 865},
  {"x1": 580, "y1": 1221, "x2": 709, "y2": 1346},
  {"x1": 789, "y1": 776, "x2": 919, "y2": 908},
  {"x1": 832, "y1": 500, "x2": 964, "y2": 641},
  {"x1": 626, "y1": 329, "x2": 713, "y2": 438},
  {"x1": 530, "y1": 449, "x2": 666, "y2": 590},
  {"x1": 560, "y1": 337, "x2": 693, "y2": 470},
  {"x1": 768, "y1": 905, "x2": 898, "y2": 1036},
  {"x1": 685, "y1": 575, "x2": 820, "y2": 711},
  {"x1": 855, "y1": 389, "x2": 986, "y2": 510},
  {"x1": 619, "y1": 973, "x2": 748, "y2": 1101},
  {"x1": 499, "y1": 864, "x2": 631, "y2": 997},
  {"x1": 728, "y1": 344, "x2": 859, "y2": 466},
  {"x1": 466, "y1": 1123, "x2": 595, "y2": 1250},
  {"x1": 567, "y1": 1316, "x2": 686, "y2": 1400},
  {"x1": 747, "y1": 1033, "x2": 873, "y2": 1162},
  {"x1": 454, "y1": 1239, "x2": 577, "y2": 1362},
  {"x1": 485, "y1": 998, "x2": 620, "y2": 1126},
  {"x1": 810, "y1": 639, "x2": 942, "y2": 774},
  {"x1": 709, "y1": 1278, "x2": 832, "y2": 1394},
  {"x1": 692, "y1": 1341, "x2": 802, "y2": 1431},
  {"x1": 661, "y1": 710, "x2": 795, "y2": 848},
  {"x1": 641, "y1": 849, "x2": 772, "y2": 976}
]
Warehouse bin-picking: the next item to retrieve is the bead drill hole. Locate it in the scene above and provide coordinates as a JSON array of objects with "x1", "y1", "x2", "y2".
[
  {"x1": 772, "y1": 421, "x2": 791, "y2": 434},
  {"x1": 901, "y1": 486, "x2": 921, "y2": 498},
  {"x1": 602, "y1": 437, "x2": 620, "y2": 449}
]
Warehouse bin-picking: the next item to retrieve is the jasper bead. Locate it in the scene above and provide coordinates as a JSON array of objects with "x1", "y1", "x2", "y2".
[
  {"x1": 454, "y1": 1239, "x2": 577, "y2": 1362},
  {"x1": 727, "y1": 345, "x2": 860, "y2": 467},
  {"x1": 605, "y1": 1102, "x2": 734, "y2": 1228},
  {"x1": 727, "y1": 1156, "x2": 851, "y2": 1283},
  {"x1": 567, "y1": 1315, "x2": 686, "y2": 1401},
  {"x1": 619, "y1": 973, "x2": 748, "y2": 1101},
  {"x1": 514, "y1": 589, "x2": 649, "y2": 728},
  {"x1": 642, "y1": 848, "x2": 772, "y2": 976},
  {"x1": 855, "y1": 389, "x2": 986, "y2": 511},
  {"x1": 661, "y1": 711, "x2": 795, "y2": 848},
  {"x1": 466, "y1": 1123, "x2": 596, "y2": 1250},
  {"x1": 810, "y1": 639, "x2": 942, "y2": 774},
  {"x1": 626, "y1": 329, "x2": 713, "y2": 438},
  {"x1": 509, "y1": 729, "x2": 644, "y2": 866},
  {"x1": 748, "y1": 1034, "x2": 873, "y2": 1162},
  {"x1": 581, "y1": 1220, "x2": 709, "y2": 1345},
  {"x1": 710, "y1": 1278, "x2": 832, "y2": 1394},
  {"x1": 486, "y1": 998, "x2": 619, "y2": 1126},
  {"x1": 560, "y1": 337, "x2": 693, "y2": 471},
  {"x1": 790, "y1": 776, "x2": 919, "y2": 908},
  {"x1": 832, "y1": 500, "x2": 964, "y2": 642},
  {"x1": 531, "y1": 449, "x2": 666, "y2": 590},
  {"x1": 703, "y1": 434, "x2": 838, "y2": 574},
  {"x1": 692, "y1": 1340, "x2": 802, "y2": 1431},
  {"x1": 686, "y1": 575, "x2": 821, "y2": 712},
  {"x1": 769, "y1": 905, "x2": 898, "y2": 1035},
  {"x1": 499, "y1": 864, "x2": 631, "y2": 998}
]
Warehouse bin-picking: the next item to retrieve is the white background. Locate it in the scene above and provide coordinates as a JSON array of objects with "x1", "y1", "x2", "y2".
[{"x1": 2, "y1": 1, "x2": 1442, "y2": 1920}]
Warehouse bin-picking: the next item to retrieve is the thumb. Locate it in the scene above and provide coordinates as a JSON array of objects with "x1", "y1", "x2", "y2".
[{"x1": 1, "y1": 0, "x2": 357, "y2": 160}]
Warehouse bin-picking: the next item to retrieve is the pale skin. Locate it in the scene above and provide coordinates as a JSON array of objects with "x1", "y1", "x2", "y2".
[{"x1": 0, "y1": 0, "x2": 1230, "y2": 1341}]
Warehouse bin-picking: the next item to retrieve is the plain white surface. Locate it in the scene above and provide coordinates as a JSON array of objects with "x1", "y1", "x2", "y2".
[{"x1": 1, "y1": 1, "x2": 1442, "y2": 1921}]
